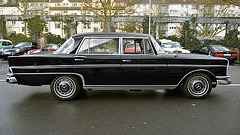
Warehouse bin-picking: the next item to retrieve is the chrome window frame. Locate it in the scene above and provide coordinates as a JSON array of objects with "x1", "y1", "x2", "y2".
[
  {"x1": 120, "y1": 37, "x2": 155, "y2": 55},
  {"x1": 75, "y1": 37, "x2": 121, "y2": 55}
]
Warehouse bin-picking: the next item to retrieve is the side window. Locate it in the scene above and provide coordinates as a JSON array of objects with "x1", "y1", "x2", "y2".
[
  {"x1": 123, "y1": 38, "x2": 153, "y2": 54},
  {"x1": 2, "y1": 42, "x2": 8, "y2": 46},
  {"x1": 78, "y1": 38, "x2": 119, "y2": 54}
]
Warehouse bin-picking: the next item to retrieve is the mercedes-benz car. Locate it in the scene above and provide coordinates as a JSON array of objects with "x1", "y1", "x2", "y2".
[
  {"x1": 6, "y1": 33, "x2": 231, "y2": 100},
  {"x1": 193, "y1": 45, "x2": 238, "y2": 64}
]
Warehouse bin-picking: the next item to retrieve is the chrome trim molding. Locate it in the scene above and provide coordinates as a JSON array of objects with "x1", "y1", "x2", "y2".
[
  {"x1": 11, "y1": 64, "x2": 226, "y2": 70},
  {"x1": 13, "y1": 72, "x2": 86, "y2": 85},
  {"x1": 216, "y1": 76, "x2": 231, "y2": 85},
  {"x1": 176, "y1": 69, "x2": 216, "y2": 86},
  {"x1": 6, "y1": 73, "x2": 17, "y2": 84},
  {"x1": 83, "y1": 85, "x2": 177, "y2": 90}
]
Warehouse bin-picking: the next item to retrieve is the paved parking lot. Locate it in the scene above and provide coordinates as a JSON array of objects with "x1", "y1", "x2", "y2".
[{"x1": 0, "y1": 59, "x2": 240, "y2": 135}]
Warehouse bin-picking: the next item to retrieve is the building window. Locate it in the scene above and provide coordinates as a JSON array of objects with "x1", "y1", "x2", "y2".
[
  {"x1": 11, "y1": 10, "x2": 16, "y2": 15},
  {"x1": 88, "y1": 22, "x2": 91, "y2": 29},
  {"x1": 12, "y1": 21, "x2": 16, "y2": 25},
  {"x1": 55, "y1": 23, "x2": 60, "y2": 29},
  {"x1": 0, "y1": 10, "x2": 3, "y2": 14},
  {"x1": 45, "y1": 27, "x2": 48, "y2": 32},
  {"x1": 55, "y1": 3, "x2": 60, "y2": 6},
  {"x1": 72, "y1": 3, "x2": 77, "y2": 7},
  {"x1": 63, "y1": 3, "x2": 68, "y2": 6},
  {"x1": 94, "y1": 27, "x2": 98, "y2": 32},
  {"x1": 22, "y1": 27, "x2": 25, "y2": 32}
]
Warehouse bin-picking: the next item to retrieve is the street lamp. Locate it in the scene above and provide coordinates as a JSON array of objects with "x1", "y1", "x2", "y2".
[{"x1": 149, "y1": 0, "x2": 151, "y2": 35}]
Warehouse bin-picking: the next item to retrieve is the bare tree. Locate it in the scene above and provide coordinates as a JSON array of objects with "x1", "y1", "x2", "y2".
[
  {"x1": 221, "y1": 0, "x2": 240, "y2": 6},
  {"x1": 82, "y1": 0, "x2": 140, "y2": 32},
  {"x1": 17, "y1": 0, "x2": 30, "y2": 35},
  {"x1": 186, "y1": 0, "x2": 238, "y2": 36}
]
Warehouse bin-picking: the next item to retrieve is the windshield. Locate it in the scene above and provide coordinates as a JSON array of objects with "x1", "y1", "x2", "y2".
[
  {"x1": 150, "y1": 37, "x2": 165, "y2": 54},
  {"x1": 162, "y1": 42, "x2": 181, "y2": 48},
  {"x1": 15, "y1": 42, "x2": 31, "y2": 48},
  {"x1": 211, "y1": 46, "x2": 230, "y2": 52},
  {"x1": 55, "y1": 38, "x2": 74, "y2": 54}
]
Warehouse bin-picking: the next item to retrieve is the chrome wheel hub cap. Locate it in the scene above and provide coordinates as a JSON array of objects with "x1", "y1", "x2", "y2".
[
  {"x1": 188, "y1": 77, "x2": 208, "y2": 96},
  {"x1": 55, "y1": 78, "x2": 76, "y2": 97}
]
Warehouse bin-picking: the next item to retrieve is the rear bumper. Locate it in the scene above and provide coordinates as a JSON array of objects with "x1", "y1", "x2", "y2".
[
  {"x1": 216, "y1": 76, "x2": 231, "y2": 85},
  {"x1": 6, "y1": 74, "x2": 17, "y2": 84}
]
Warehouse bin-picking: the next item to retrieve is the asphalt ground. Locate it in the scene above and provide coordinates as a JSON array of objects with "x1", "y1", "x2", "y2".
[{"x1": 0, "y1": 59, "x2": 240, "y2": 135}]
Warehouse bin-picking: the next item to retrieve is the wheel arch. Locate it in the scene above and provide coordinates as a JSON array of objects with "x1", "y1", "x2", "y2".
[
  {"x1": 177, "y1": 69, "x2": 217, "y2": 88},
  {"x1": 46, "y1": 73, "x2": 85, "y2": 86}
]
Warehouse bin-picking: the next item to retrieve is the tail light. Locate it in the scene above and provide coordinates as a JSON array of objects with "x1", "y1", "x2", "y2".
[
  {"x1": 232, "y1": 54, "x2": 238, "y2": 57},
  {"x1": 9, "y1": 68, "x2": 13, "y2": 74},
  {"x1": 215, "y1": 53, "x2": 223, "y2": 57}
]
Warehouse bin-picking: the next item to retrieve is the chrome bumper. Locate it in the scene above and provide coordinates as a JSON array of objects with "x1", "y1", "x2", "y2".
[
  {"x1": 6, "y1": 74, "x2": 17, "y2": 84},
  {"x1": 216, "y1": 76, "x2": 231, "y2": 85}
]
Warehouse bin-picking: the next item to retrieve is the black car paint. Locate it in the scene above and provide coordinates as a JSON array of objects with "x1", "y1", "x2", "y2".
[{"x1": 7, "y1": 33, "x2": 229, "y2": 93}]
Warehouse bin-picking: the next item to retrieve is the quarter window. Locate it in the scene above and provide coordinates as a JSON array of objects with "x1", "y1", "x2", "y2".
[
  {"x1": 78, "y1": 38, "x2": 119, "y2": 54},
  {"x1": 123, "y1": 38, "x2": 153, "y2": 54}
]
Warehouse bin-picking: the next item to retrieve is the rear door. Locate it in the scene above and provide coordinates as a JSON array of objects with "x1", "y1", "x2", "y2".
[
  {"x1": 74, "y1": 37, "x2": 121, "y2": 85},
  {"x1": 121, "y1": 37, "x2": 167, "y2": 85}
]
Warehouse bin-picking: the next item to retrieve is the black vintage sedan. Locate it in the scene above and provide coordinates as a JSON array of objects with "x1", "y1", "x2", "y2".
[
  {"x1": 193, "y1": 45, "x2": 238, "y2": 64},
  {"x1": 1, "y1": 42, "x2": 38, "y2": 57},
  {"x1": 7, "y1": 33, "x2": 231, "y2": 100}
]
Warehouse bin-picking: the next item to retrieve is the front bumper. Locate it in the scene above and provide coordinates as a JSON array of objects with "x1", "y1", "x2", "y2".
[
  {"x1": 216, "y1": 76, "x2": 231, "y2": 85},
  {"x1": 6, "y1": 74, "x2": 17, "y2": 84}
]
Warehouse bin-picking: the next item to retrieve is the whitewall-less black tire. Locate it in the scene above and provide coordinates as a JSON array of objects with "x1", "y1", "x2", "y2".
[
  {"x1": 50, "y1": 76, "x2": 81, "y2": 100},
  {"x1": 182, "y1": 73, "x2": 212, "y2": 98}
]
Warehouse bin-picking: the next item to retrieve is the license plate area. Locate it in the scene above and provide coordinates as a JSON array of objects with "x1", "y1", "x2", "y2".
[{"x1": 224, "y1": 54, "x2": 231, "y2": 56}]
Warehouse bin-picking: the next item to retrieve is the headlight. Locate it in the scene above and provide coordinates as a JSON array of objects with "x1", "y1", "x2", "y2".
[{"x1": 16, "y1": 49, "x2": 20, "y2": 53}]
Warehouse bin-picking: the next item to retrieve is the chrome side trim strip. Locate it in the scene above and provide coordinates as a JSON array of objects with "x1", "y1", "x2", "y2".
[
  {"x1": 168, "y1": 64, "x2": 226, "y2": 68},
  {"x1": 13, "y1": 72, "x2": 86, "y2": 85},
  {"x1": 11, "y1": 64, "x2": 226, "y2": 69},
  {"x1": 83, "y1": 85, "x2": 177, "y2": 90}
]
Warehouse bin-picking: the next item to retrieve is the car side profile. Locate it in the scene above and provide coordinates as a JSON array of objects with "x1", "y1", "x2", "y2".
[{"x1": 7, "y1": 33, "x2": 231, "y2": 100}]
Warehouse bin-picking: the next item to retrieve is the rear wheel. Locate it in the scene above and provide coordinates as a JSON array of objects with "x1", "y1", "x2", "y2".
[
  {"x1": 182, "y1": 73, "x2": 212, "y2": 98},
  {"x1": 50, "y1": 76, "x2": 81, "y2": 100}
]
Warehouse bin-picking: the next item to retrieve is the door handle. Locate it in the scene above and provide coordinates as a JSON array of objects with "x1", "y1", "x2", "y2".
[
  {"x1": 122, "y1": 60, "x2": 131, "y2": 62},
  {"x1": 74, "y1": 59, "x2": 84, "y2": 61}
]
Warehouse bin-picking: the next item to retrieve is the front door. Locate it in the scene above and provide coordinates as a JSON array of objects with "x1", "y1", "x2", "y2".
[{"x1": 74, "y1": 38, "x2": 121, "y2": 85}]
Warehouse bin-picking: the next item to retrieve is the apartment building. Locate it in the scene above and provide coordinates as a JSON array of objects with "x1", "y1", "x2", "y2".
[{"x1": 1, "y1": 0, "x2": 240, "y2": 38}]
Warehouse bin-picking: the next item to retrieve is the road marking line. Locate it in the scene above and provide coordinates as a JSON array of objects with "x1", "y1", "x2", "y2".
[
  {"x1": 219, "y1": 84, "x2": 240, "y2": 87},
  {"x1": 0, "y1": 79, "x2": 5, "y2": 82}
]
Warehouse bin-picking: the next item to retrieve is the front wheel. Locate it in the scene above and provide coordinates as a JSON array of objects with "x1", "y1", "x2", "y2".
[
  {"x1": 182, "y1": 73, "x2": 212, "y2": 98},
  {"x1": 50, "y1": 76, "x2": 81, "y2": 100}
]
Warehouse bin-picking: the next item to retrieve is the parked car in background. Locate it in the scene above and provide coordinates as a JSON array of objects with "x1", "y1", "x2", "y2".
[
  {"x1": 0, "y1": 39, "x2": 13, "y2": 57},
  {"x1": 0, "y1": 39, "x2": 13, "y2": 49},
  {"x1": 27, "y1": 44, "x2": 59, "y2": 54},
  {"x1": 1, "y1": 42, "x2": 38, "y2": 58},
  {"x1": 159, "y1": 39, "x2": 190, "y2": 54},
  {"x1": 7, "y1": 33, "x2": 231, "y2": 100},
  {"x1": 193, "y1": 45, "x2": 238, "y2": 64}
]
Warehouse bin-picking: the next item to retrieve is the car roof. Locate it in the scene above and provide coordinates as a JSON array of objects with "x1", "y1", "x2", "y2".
[
  {"x1": 0, "y1": 39, "x2": 12, "y2": 43},
  {"x1": 72, "y1": 33, "x2": 151, "y2": 38}
]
